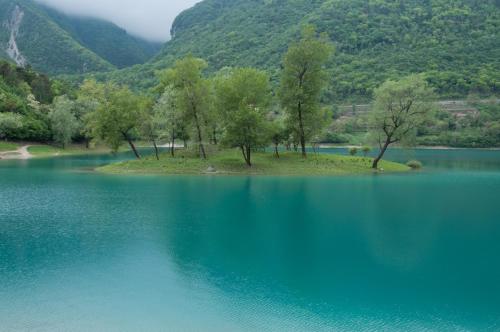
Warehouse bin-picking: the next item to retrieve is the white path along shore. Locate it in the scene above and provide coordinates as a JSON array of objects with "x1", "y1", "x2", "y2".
[{"x1": 0, "y1": 145, "x2": 32, "y2": 160}]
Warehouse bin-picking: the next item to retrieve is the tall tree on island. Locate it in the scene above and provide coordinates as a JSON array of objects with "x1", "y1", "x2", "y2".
[
  {"x1": 153, "y1": 86, "x2": 184, "y2": 157},
  {"x1": 215, "y1": 68, "x2": 271, "y2": 166},
  {"x1": 369, "y1": 75, "x2": 434, "y2": 169},
  {"x1": 279, "y1": 25, "x2": 333, "y2": 158},
  {"x1": 87, "y1": 83, "x2": 147, "y2": 159},
  {"x1": 158, "y1": 56, "x2": 210, "y2": 159}
]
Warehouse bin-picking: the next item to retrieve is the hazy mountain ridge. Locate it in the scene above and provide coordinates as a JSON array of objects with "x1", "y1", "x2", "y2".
[{"x1": 0, "y1": 0, "x2": 161, "y2": 75}]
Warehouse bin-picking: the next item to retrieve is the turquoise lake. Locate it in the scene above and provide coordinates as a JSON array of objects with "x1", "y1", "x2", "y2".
[{"x1": 1, "y1": 149, "x2": 499, "y2": 331}]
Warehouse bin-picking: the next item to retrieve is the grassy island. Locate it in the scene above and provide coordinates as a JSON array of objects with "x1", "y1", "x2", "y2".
[{"x1": 97, "y1": 149, "x2": 409, "y2": 176}]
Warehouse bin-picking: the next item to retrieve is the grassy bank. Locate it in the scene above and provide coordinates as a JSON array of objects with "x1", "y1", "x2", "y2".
[
  {"x1": 0, "y1": 142, "x2": 19, "y2": 152},
  {"x1": 98, "y1": 149, "x2": 409, "y2": 176},
  {"x1": 27, "y1": 144, "x2": 120, "y2": 158}
]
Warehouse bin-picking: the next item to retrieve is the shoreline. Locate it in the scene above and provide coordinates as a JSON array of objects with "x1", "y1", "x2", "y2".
[
  {"x1": 97, "y1": 150, "x2": 410, "y2": 177},
  {"x1": 318, "y1": 145, "x2": 500, "y2": 151}
]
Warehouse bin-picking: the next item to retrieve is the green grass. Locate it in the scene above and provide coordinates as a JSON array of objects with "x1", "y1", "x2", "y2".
[
  {"x1": 0, "y1": 141, "x2": 19, "y2": 152},
  {"x1": 28, "y1": 145, "x2": 114, "y2": 157},
  {"x1": 98, "y1": 149, "x2": 409, "y2": 176}
]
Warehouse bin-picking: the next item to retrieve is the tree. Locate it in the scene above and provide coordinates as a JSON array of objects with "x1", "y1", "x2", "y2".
[
  {"x1": 49, "y1": 96, "x2": 78, "y2": 148},
  {"x1": 369, "y1": 75, "x2": 434, "y2": 169},
  {"x1": 159, "y1": 56, "x2": 210, "y2": 159},
  {"x1": 269, "y1": 118, "x2": 286, "y2": 158},
  {"x1": 0, "y1": 113, "x2": 22, "y2": 139},
  {"x1": 215, "y1": 68, "x2": 271, "y2": 166},
  {"x1": 152, "y1": 87, "x2": 184, "y2": 157},
  {"x1": 279, "y1": 25, "x2": 333, "y2": 158},
  {"x1": 87, "y1": 83, "x2": 146, "y2": 159}
]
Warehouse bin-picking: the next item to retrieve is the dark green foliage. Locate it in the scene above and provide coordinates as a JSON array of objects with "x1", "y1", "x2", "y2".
[
  {"x1": 0, "y1": 59, "x2": 55, "y2": 141},
  {"x1": 112, "y1": 0, "x2": 499, "y2": 101}
]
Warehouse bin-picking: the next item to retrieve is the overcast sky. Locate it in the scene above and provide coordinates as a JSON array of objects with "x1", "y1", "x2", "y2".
[{"x1": 35, "y1": 0, "x2": 200, "y2": 42}]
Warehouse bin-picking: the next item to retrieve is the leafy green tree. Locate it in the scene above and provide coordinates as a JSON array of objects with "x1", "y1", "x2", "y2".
[
  {"x1": 49, "y1": 96, "x2": 78, "y2": 148},
  {"x1": 279, "y1": 25, "x2": 333, "y2": 158},
  {"x1": 369, "y1": 75, "x2": 434, "y2": 169},
  {"x1": 87, "y1": 83, "x2": 147, "y2": 159},
  {"x1": 0, "y1": 113, "x2": 22, "y2": 139},
  {"x1": 153, "y1": 87, "x2": 184, "y2": 157},
  {"x1": 159, "y1": 56, "x2": 211, "y2": 159},
  {"x1": 269, "y1": 118, "x2": 286, "y2": 158},
  {"x1": 215, "y1": 68, "x2": 271, "y2": 166}
]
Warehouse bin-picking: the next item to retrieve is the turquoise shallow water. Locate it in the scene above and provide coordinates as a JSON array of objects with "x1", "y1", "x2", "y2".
[{"x1": 1, "y1": 149, "x2": 500, "y2": 331}]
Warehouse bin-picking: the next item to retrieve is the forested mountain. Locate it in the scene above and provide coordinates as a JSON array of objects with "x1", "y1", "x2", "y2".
[
  {"x1": 0, "y1": 0, "x2": 161, "y2": 75},
  {"x1": 111, "y1": 0, "x2": 499, "y2": 101}
]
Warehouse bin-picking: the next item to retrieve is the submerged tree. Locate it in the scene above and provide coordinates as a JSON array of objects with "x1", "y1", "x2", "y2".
[
  {"x1": 279, "y1": 25, "x2": 333, "y2": 158},
  {"x1": 369, "y1": 75, "x2": 434, "y2": 169},
  {"x1": 215, "y1": 68, "x2": 271, "y2": 166},
  {"x1": 159, "y1": 56, "x2": 210, "y2": 159}
]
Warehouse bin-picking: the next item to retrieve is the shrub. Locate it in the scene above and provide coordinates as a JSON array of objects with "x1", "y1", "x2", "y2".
[
  {"x1": 361, "y1": 146, "x2": 371, "y2": 156},
  {"x1": 349, "y1": 147, "x2": 358, "y2": 156},
  {"x1": 406, "y1": 160, "x2": 423, "y2": 169}
]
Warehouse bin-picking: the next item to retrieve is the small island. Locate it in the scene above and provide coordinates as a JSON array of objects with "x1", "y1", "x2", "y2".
[{"x1": 97, "y1": 149, "x2": 409, "y2": 176}]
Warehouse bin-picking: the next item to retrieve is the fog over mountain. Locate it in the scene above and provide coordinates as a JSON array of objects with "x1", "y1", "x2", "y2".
[{"x1": 35, "y1": 0, "x2": 200, "y2": 41}]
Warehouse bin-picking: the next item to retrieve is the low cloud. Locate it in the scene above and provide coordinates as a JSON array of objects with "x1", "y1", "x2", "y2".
[{"x1": 35, "y1": 0, "x2": 200, "y2": 42}]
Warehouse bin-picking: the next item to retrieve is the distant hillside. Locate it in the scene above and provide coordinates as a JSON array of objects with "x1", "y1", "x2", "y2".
[
  {"x1": 41, "y1": 5, "x2": 161, "y2": 69},
  {"x1": 0, "y1": 0, "x2": 161, "y2": 75},
  {"x1": 109, "y1": 0, "x2": 499, "y2": 101}
]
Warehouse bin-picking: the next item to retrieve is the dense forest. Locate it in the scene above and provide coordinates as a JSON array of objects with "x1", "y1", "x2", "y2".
[
  {"x1": 0, "y1": 60, "x2": 57, "y2": 141},
  {"x1": 106, "y1": 0, "x2": 499, "y2": 102}
]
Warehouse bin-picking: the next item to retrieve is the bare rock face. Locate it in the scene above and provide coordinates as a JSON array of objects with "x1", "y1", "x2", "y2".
[{"x1": 5, "y1": 5, "x2": 27, "y2": 67}]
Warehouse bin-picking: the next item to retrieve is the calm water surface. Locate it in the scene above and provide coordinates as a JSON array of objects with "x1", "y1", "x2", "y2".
[{"x1": 1, "y1": 149, "x2": 499, "y2": 331}]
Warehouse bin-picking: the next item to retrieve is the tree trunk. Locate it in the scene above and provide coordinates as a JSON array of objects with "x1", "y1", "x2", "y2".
[
  {"x1": 124, "y1": 133, "x2": 141, "y2": 160},
  {"x1": 212, "y1": 128, "x2": 218, "y2": 145},
  {"x1": 274, "y1": 143, "x2": 280, "y2": 158},
  {"x1": 297, "y1": 101, "x2": 307, "y2": 158},
  {"x1": 241, "y1": 145, "x2": 252, "y2": 167},
  {"x1": 372, "y1": 137, "x2": 391, "y2": 169},
  {"x1": 152, "y1": 140, "x2": 159, "y2": 161},
  {"x1": 171, "y1": 129, "x2": 176, "y2": 157},
  {"x1": 246, "y1": 146, "x2": 251, "y2": 167},
  {"x1": 85, "y1": 138, "x2": 90, "y2": 149},
  {"x1": 193, "y1": 111, "x2": 206, "y2": 159}
]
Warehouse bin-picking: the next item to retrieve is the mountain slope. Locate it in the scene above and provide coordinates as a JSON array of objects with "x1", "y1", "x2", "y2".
[
  {"x1": 40, "y1": 5, "x2": 162, "y2": 69},
  {"x1": 0, "y1": 0, "x2": 161, "y2": 75},
  {"x1": 111, "y1": 0, "x2": 499, "y2": 101},
  {"x1": 0, "y1": 0, "x2": 113, "y2": 74}
]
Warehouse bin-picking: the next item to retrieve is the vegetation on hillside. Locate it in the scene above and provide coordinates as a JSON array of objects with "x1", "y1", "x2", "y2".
[
  {"x1": 0, "y1": 60, "x2": 55, "y2": 141},
  {"x1": 107, "y1": 0, "x2": 499, "y2": 102}
]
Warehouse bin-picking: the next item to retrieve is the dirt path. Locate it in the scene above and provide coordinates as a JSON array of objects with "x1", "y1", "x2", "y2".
[{"x1": 0, "y1": 145, "x2": 32, "y2": 160}]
